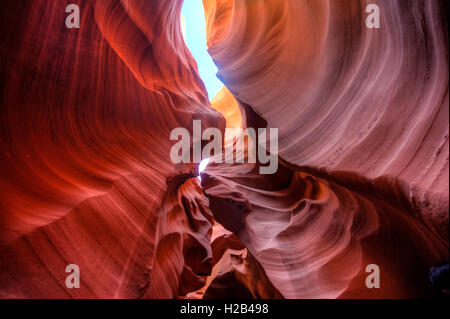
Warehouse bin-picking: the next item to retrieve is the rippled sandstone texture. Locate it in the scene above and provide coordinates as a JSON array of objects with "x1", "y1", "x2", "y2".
[
  {"x1": 0, "y1": 0, "x2": 448, "y2": 298},
  {"x1": 0, "y1": 0, "x2": 224, "y2": 298},
  {"x1": 202, "y1": 0, "x2": 449, "y2": 298}
]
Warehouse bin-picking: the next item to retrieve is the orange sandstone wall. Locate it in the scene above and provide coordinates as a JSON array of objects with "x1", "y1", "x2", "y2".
[
  {"x1": 0, "y1": 0, "x2": 223, "y2": 298},
  {"x1": 0, "y1": 0, "x2": 448, "y2": 299},
  {"x1": 202, "y1": 0, "x2": 448, "y2": 298}
]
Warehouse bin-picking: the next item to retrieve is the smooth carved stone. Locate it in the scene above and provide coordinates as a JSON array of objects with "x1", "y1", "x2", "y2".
[
  {"x1": 205, "y1": 0, "x2": 449, "y2": 241},
  {"x1": 0, "y1": 0, "x2": 448, "y2": 299}
]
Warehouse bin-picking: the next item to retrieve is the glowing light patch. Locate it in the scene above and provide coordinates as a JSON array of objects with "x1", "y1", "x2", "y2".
[{"x1": 197, "y1": 158, "x2": 210, "y2": 181}]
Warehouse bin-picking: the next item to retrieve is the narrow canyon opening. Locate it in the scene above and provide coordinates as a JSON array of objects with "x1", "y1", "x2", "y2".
[
  {"x1": 181, "y1": 0, "x2": 243, "y2": 180},
  {"x1": 181, "y1": 0, "x2": 223, "y2": 100}
]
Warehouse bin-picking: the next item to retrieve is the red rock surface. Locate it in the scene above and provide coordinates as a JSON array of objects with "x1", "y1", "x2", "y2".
[
  {"x1": 0, "y1": 0, "x2": 448, "y2": 299},
  {"x1": 0, "y1": 0, "x2": 222, "y2": 298},
  {"x1": 205, "y1": 0, "x2": 449, "y2": 240}
]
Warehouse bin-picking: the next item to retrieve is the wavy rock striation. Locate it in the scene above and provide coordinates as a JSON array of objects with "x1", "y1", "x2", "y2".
[
  {"x1": 0, "y1": 0, "x2": 448, "y2": 299},
  {"x1": 0, "y1": 0, "x2": 222, "y2": 298},
  {"x1": 205, "y1": 0, "x2": 449, "y2": 240},
  {"x1": 201, "y1": 0, "x2": 449, "y2": 298},
  {"x1": 202, "y1": 156, "x2": 447, "y2": 298}
]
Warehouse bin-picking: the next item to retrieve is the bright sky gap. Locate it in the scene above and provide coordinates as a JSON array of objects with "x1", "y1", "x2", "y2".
[{"x1": 181, "y1": 0, "x2": 224, "y2": 100}]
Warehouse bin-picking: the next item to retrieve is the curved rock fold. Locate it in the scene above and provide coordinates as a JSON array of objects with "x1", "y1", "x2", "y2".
[{"x1": 0, "y1": 0, "x2": 448, "y2": 298}]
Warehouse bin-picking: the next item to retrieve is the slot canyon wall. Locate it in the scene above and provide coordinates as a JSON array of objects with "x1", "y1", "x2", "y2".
[{"x1": 0, "y1": 0, "x2": 448, "y2": 298}]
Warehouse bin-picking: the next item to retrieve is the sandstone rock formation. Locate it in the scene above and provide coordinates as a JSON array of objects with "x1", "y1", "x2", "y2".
[{"x1": 0, "y1": 0, "x2": 448, "y2": 298}]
